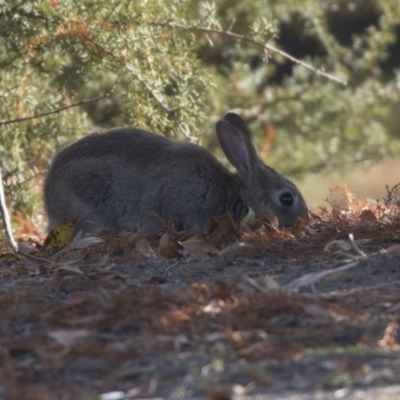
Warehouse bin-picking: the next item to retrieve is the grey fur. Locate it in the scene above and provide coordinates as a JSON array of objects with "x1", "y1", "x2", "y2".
[{"x1": 44, "y1": 113, "x2": 308, "y2": 235}]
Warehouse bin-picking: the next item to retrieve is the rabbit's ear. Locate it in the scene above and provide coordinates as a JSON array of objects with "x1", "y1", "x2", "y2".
[
  {"x1": 223, "y1": 113, "x2": 252, "y2": 141},
  {"x1": 216, "y1": 119, "x2": 258, "y2": 180}
]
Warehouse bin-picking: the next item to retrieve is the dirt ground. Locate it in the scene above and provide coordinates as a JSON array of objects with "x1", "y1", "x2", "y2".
[{"x1": 1, "y1": 187, "x2": 400, "y2": 400}]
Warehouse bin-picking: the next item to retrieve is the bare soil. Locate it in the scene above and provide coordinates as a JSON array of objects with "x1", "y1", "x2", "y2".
[{"x1": 1, "y1": 195, "x2": 400, "y2": 400}]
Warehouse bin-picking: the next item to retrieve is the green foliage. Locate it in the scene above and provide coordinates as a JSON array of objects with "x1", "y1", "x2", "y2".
[
  {"x1": 1, "y1": 0, "x2": 400, "y2": 227},
  {"x1": 0, "y1": 0, "x2": 213, "y2": 221},
  {"x1": 198, "y1": 0, "x2": 400, "y2": 174}
]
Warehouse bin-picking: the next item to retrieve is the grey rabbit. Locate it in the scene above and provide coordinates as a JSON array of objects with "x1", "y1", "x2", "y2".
[{"x1": 44, "y1": 113, "x2": 308, "y2": 235}]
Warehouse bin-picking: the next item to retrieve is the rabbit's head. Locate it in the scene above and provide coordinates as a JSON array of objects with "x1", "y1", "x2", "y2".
[{"x1": 216, "y1": 113, "x2": 308, "y2": 227}]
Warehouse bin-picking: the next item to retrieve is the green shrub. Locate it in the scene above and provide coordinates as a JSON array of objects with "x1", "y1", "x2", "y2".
[{"x1": 1, "y1": 0, "x2": 400, "y2": 229}]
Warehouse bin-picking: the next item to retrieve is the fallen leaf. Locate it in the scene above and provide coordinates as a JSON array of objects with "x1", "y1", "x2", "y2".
[
  {"x1": 57, "y1": 234, "x2": 103, "y2": 254},
  {"x1": 179, "y1": 236, "x2": 220, "y2": 256},
  {"x1": 41, "y1": 219, "x2": 77, "y2": 255},
  {"x1": 247, "y1": 206, "x2": 279, "y2": 231},
  {"x1": 209, "y1": 212, "x2": 238, "y2": 241},
  {"x1": 159, "y1": 233, "x2": 182, "y2": 259}
]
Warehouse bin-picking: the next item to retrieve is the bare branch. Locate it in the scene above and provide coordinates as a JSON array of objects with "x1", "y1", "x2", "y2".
[
  {"x1": 0, "y1": 22, "x2": 346, "y2": 128},
  {"x1": 0, "y1": 76, "x2": 121, "y2": 127},
  {"x1": 0, "y1": 168, "x2": 18, "y2": 252},
  {"x1": 168, "y1": 23, "x2": 347, "y2": 86}
]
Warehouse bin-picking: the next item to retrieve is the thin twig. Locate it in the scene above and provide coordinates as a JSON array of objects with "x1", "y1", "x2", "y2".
[
  {"x1": 284, "y1": 259, "x2": 360, "y2": 293},
  {"x1": 0, "y1": 75, "x2": 121, "y2": 127},
  {"x1": 0, "y1": 168, "x2": 18, "y2": 252},
  {"x1": 168, "y1": 23, "x2": 347, "y2": 86}
]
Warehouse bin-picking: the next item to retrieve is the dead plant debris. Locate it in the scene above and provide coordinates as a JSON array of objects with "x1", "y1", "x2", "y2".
[{"x1": 1, "y1": 185, "x2": 400, "y2": 399}]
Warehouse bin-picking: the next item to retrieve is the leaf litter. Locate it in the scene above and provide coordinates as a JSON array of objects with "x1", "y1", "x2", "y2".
[{"x1": 1, "y1": 185, "x2": 400, "y2": 399}]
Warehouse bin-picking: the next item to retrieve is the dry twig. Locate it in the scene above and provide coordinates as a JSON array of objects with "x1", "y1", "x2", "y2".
[
  {"x1": 0, "y1": 169, "x2": 18, "y2": 252},
  {"x1": 167, "y1": 23, "x2": 347, "y2": 86},
  {"x1": 0, "y1": 75, "x2": 121, "y2": 127}
]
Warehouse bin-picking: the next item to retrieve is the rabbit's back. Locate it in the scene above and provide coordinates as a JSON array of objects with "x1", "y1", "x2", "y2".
[
  {"x1": 45, "y1": 128, "x2": 247, "y2": 234},
  {"x1": 51, "y1": 128, "x2": 176, "y2": 168}
]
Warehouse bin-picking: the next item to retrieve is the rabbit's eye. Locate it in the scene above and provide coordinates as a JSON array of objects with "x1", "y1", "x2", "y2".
[{"x1": 280, "y1": 192, "x2": 294, "y2": 207}]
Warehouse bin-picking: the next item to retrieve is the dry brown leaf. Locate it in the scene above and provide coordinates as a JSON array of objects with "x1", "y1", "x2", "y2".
[
  {"x1": 328, "y1": 185, "x2": 357, "y2": 209},
  {"x1": 159, "y1": 233, "x2": 182, "y2": 259},
  {"x1": 209, "y1": 212, "x2": 238, "y2": 240},
  {"x1": 13, "y1": 211, "x2": 45, "y2": 242},
  {"x1": 246, "y1": 205, "x2": 279, "y2": 232},
  {"x1": 179, "y1": 236, "x2": 220, "y2": 256}
]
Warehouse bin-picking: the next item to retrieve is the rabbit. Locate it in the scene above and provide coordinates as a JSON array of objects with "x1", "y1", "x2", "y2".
[{"x1": 44, "y1": 112, "x2": 308, "y2": 235}]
